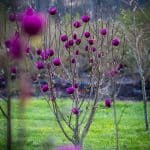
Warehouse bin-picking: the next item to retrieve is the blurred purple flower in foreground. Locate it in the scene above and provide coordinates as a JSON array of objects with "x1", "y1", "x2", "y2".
[
  {"x1": 21, "y1": 8, "x2": 46, "y2": 36},
  {"x1": 7, "y1": 33, "x2": 26, "y2": 59},
  {"x1": 20, "y1": 73, "x2": 34, "y2": 101},
  {"x1": 56, "y1": 144, "x2": 82, "y2": 150}
]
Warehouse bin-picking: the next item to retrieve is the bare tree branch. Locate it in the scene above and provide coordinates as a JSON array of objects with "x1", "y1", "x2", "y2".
[{"x1": 0, "y1": 105, "x2": 8, "y2": 118}]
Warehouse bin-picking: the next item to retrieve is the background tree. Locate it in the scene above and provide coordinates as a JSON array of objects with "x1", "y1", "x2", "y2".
[{"x1": 120, "y1": 1, "x2": 150, "y2": 130}]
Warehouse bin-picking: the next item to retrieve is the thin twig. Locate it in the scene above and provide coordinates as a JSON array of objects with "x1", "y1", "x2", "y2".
[{"x1": 0, "y1": 105, "x2": 8, "y2": 118}]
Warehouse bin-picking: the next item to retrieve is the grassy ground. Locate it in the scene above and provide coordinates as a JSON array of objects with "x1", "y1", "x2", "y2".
[{"x1": 0, "y1": 99, "x2": 150, "y2": 150}]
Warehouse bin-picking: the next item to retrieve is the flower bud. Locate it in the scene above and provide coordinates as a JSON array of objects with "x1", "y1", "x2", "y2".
[
  {"x1": 82, "y1": 15, "x2": 90, "y2": 23},
  {"x1": 53, "y1": 58, "x2": 61, "y2": 66},
  {"x1": 66, "y1": 87, "x2": 75, "y2": 94},
  {"x1": 48, "y1": 6, "x2": 58, "y2": 15},
  {"x1": 105, "y1": 98, "x2": 112, "y2": 108},
  {"x1": 112, "y1": 38, "x2": 120, "y2": 46}
]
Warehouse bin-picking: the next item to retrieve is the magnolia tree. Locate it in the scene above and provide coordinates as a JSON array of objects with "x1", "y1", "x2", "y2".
[{"x1": 1, "y1": 4, "x2": 127, "y2": 150}]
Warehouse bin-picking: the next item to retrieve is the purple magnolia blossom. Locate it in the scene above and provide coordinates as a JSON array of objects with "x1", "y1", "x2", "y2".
[
  {"x1": 56, "y1": 145, "x2": 82, "y2": 150},
  {"x1": 42, "y1": 84, "x2": 49, "y2": 92},
  {"x1": 48, "y1": 6, "x2": 58, "y2": 15},
  {"x1": 64, "y1": 42, "x2": 70, "y2": 49},
  {"x1": 60, "y1": 34, "x2": 68, "y2": 42},
  {"x1": 25, "y1": 47, "x2": 30, "y2": 53},
  {"x1": 71, "y1": 58, "x2": 76, "y2": 64},
  {"x1": 10, "y1": 67, "x2": 17, "y2": 74},
  {"x1": 88, "y1": 39, "x2": 94, "y2": 45},
  {"x1": 112, "y1": 38, "x2": 120, "y2": 46},
  {"x1": 82, "y1": 15, "x2": 90, "y2": 23},
  {"x1": 36, "y1": 49, "x2": 42, "y2": 55},
  {"x1": 68, "y1": 39, "x2": 74, "y2": 46},
  {"x1": 46, "y1": 48, "x2": 55, "y2": 57},
  {"x1": 92, "y1": 47, "x2": 97, "y2": 52},
  {"x1": 74, "y1": 83, "x2": 79, "y2": 89},
  {"x1": 100, "y1": 28, "x2": 108, "y2": 35},
  {"x1": 85, "y1": 45, "x2": 89, "y2": 51},
  {"x1": 21, "y1": 8, "x2": 45, "y2": 36},
  {"x1": 66, "y1": 87, "x2": 75, "y2": 94},
  {"x1": 9, "y1": 13, "x2": 16, "y2": 22},
  {"x1": 36, "y1": 61, "x2": 44, "y2": 69},
  {"x1": 53, "y1": 58, "x2": 61, "y2": 66},
  {"x1": 105, "y1": 98, "x2": 112, "y2": 108},
  {"x1": 75, "y1": 38, "x2": 81, "y2": 45},
  {"x1": 75, "y1": 50, "x2": 79, "y2": 55},
  {"x1": 84, "y1": 31, "x2": 90, "y2": 38},
  {"x1": 41, "y1": 51, "x2": 48, "y2": 60},
  {"x1": 73, "y1": 33, "x2": 77, "y2": 40},
  {"x1": 73, "y1": 21, "x2": 82, "y2": 28},
  {"x1": 72, "y1": 108, "x2": 79, "y2": 115}
]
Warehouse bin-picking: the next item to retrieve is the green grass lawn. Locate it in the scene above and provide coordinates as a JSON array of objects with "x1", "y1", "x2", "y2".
[{"x1": 0, "y1": 99, "x2": 150, "y2": 150}]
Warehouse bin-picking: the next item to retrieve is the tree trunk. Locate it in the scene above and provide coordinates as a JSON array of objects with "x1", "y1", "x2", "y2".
[
  {"x1": 111, "y1": 79, "x2": 119, "y2": 150},
  {"x1": 140, "y1": 69, "x2": 149, "y2": 130},
  {"x1": 112, "y1": 99, "x2": 119, "y2": 150},
  {"x1": 7, "y1": 95, "x2": 12, "y2": 150},
  {"x1": 74, "y1": 115, "x2": 80, "y2": 146}
]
